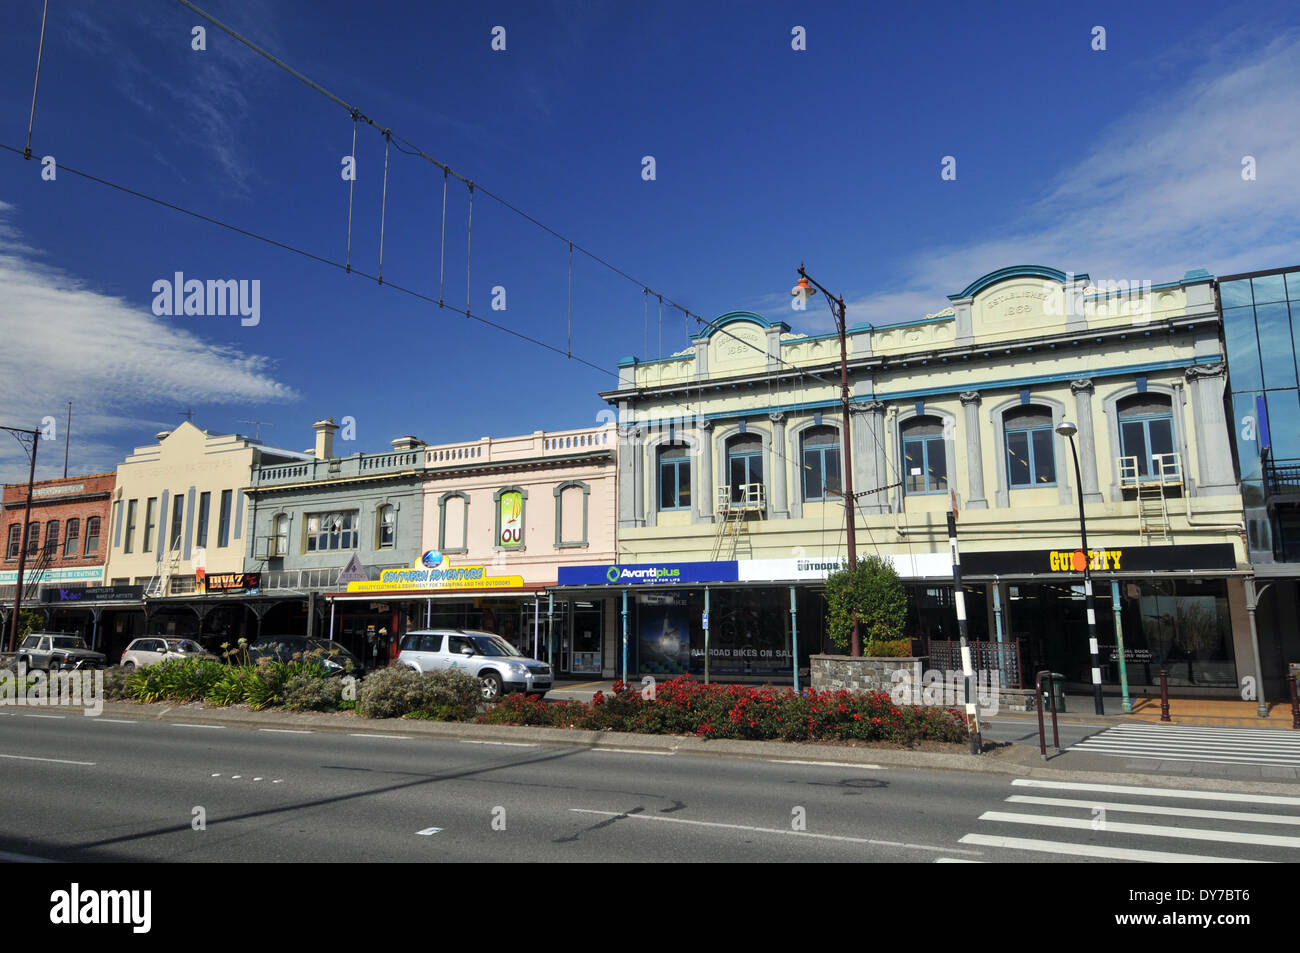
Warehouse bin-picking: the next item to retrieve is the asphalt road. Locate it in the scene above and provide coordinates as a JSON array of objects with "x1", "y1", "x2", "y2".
[{"x1": 2, "y1": 710, "x2": 1299, "y2": 863}]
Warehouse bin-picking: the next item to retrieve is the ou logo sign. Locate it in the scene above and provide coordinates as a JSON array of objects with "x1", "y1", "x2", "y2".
[{"x1": 498, "y1": 490, "x2": 524, "y2": 548}]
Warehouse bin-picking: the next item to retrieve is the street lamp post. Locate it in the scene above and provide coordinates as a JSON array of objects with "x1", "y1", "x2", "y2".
[
  {"x1": 1055, "y1": 421, "x2": 1106, "y2": 716},
  {"x1": 792, "y1": 265, "x2": 860, "y2": 656}
]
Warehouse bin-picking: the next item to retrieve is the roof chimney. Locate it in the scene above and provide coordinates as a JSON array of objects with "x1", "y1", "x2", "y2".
[
  {"x1": 390, "y1": 435, "x2": 425, "y2": 452},
  {"x1": 313, "y1": 418, "x2": 339, "y2": 459}
]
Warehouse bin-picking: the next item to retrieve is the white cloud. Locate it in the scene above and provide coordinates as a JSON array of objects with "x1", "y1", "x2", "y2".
[
  {"x1": 808, "y1": 34, "x2": 1300, "y2": 328},
  {"x1": 0, "y1": 202, "x2": 296, "y2": 483}
]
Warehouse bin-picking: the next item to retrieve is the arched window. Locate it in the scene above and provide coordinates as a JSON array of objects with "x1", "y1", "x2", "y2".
[
  {"x1": 377, "y1": 504, "x2": 396, "y2": 549},
  {"x1": 1118, "y1": 394, "x2": 1175, "y2": 478},
  {"x1": 801, "y1": 427, "x2": 841, "y2": 501},
  {"x1": 658, "y1": 444, "x2": 691, "y2": 511},
  {"x1": 726, "y1": 433, "x2": 764, "y2": 504},
  {"x1": 1004, "y1": 406, "x2": 1056, "y2": 487},
  {"x1": 64, "y1": 518, "x2": 80, "y2": 558},
  {"x1": 901, "y1": 417, "x2": 947, "y2": 495},
  {"x1": 44, "y1": 520, "x2": 58, "y2": 555}
]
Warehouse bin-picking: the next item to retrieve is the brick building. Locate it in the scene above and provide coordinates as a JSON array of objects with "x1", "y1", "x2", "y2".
[{"x1": 1, "y1": 472, "x2": 115, "y2": 646}]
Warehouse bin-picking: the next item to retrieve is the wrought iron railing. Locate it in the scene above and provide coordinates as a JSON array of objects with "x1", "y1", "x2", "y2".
[{"x1": 925, "y1": 638, "x2": 1023, "y2": 689}]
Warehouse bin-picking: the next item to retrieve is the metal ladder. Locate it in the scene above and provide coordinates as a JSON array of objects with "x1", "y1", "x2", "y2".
[
  {"x1": 145, "y1": 534, "x2": 184, "y2": 597},
  {"x1": 1119, "y1": 453, "x2": 1181, "y2": 542},
  {"x1": 709, "y1": 484, "x2": 763, "y2": 561}
]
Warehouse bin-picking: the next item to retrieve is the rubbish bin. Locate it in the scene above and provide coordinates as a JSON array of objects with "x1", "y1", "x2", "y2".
[{"x1": 1041, "y1": 673, "x2": 1067, "y2": 713}]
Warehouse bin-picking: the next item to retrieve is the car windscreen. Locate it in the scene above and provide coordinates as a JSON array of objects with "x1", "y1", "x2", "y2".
[
  {"x1": 51, "y1": 637, "x2": 89, "y2": 649},
  {"x1": 170, "y1": 640, "x2": 205, "y2": 653},
  {"x1": 468, "y1": 635, "x2": 524, "y2": 658}
]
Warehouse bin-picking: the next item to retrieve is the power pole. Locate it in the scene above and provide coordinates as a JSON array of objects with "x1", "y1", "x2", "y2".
[{"x1": 4, "y1": 425, "x2": 40, "y2": 653}]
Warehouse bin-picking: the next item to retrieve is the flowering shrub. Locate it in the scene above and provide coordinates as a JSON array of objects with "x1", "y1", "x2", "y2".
[{"x1": 478, "y1": 676, "x2": 967, "y2": 745}]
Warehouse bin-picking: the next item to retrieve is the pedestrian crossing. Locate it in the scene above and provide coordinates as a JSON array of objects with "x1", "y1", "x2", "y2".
[
  {"x1": 1068, "y1": 723, "x2": 1300, "y2": 767},
  {"x1": 939, "y1": 778, "x2": 1300, "y2": 862}
]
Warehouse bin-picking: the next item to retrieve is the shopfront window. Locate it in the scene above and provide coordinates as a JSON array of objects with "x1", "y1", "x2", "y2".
[
  {"x1": 658, "y1": 444, "x2": 691, "y2": 510},
  {"x1": 901, "y1": 417, "x2": 947, "y2": 495},
  {"x1": 1118, "y1": 394, "x2": 1175, "y2": 478},
  {"x1": 1005, "y1": 407, "x2": 1056, "y2": 487},
  {"x1": 726, "y1": 434, "x2": 764, "y2": 505},
  {"x1": 801, "y1": 426, "x2": 841, "y2": 502}
]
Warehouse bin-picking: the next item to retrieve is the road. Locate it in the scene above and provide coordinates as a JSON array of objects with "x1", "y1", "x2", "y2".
[{"x1": 2, "y1": 710, "x2": 1299, "y2": 863}]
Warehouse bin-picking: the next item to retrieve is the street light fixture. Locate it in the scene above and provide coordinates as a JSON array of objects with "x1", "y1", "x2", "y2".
[
  {"x1": 1055, "y1": 420, "x2": 1106, "y2": 715},
  {"x1": 791, "y1": 264, "x2": 861, "y2": 656}
]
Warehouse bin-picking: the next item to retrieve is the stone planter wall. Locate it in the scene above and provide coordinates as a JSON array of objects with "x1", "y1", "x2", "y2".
[{"x1": 810, "y1": 654, "x2": 1038, "y2": 713}]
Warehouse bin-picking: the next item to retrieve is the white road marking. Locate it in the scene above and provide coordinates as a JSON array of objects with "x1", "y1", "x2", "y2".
[
  {"x1": 766, "y1": 759, "x2": 884, "y2": 769},
  {"x1": 253, "y1": 777, "x2": 263, "y2": 781},
  {"x1": 349, "y1": 733, "x2": 411, "y2": 739},
  {"x1": 416, "y1": 827, "x2": 443, "y2": 835},
  {"x1": 959, "y1": 833, "x2": 1263, "y2": 863},
  {"x1": 0, "y1": 753, "x2": 95, "y2": 765},
  {"x1": 589, "y1": 748, "x2": 672, "y2": 756},
  {"x1": 569, "y1": 809, "x2": 980, "y2": 854},
  {"x1": 459, "y1": 740, "x2": 539, "y2": 747},
  {"x1": 22, "y1": 714, "x2": 65, "y2": 720},
  {"x1": 211, "y1": 773, "x2": 221, "y2": 777},
  {"x1": 979, "y1": 811, "x2": 1300, "y2": 849},
  {"x1": 1011, "y1": 778, "x2": 1300, "y2": 807},
  {"x1": 934, "y1": 857, "x2": 983, "y2": 863},
  {"x1": 232, "y1": 775, "x2": 242, "y2": 779},
  {"x1": 259, "y1": 728, "x2": 312, "y2": 734},
  {"x1": 170, "y1": 723, "x2": 224, "y2": 729},
  {"x1": 272, "y1": 779, "x2": 283, "y2": 783},
  {"x1": 90, "y1": 718, "x2": 137, "y2": 724},
  {"x1": 1006, "y1": 794, "x2": 1300, "y2": 826}
]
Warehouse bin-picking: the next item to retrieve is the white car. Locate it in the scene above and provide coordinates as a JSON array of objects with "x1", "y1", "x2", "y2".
[
  {"x1": 120, "y1": 637, "x2": 218, "y2": 670},
  {"x1": 397, "y1": 629, "x2": 552, "y2": 699}
]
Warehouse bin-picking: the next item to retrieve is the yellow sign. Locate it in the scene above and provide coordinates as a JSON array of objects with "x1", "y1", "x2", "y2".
[{"x1": 345, "y1": 553, "x2": 523, "y2": 593}]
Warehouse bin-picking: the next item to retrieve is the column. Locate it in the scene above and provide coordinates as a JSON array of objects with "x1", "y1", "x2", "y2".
[
  {"x1": 698, "y1": 420, "x2": 714, "y2": 523},
  {"x1": 856, "y1": 401, "x2": 888, "y2": 513},
  {"x1": 959, "y1": 392, "x2": 987, "y2": 509},
  {"x1": 1070, "y1": 379, "x2": 1103, "y2": 504},
  {"x1": 769, "y1": 412, "x2": 788, "y2": 518},
  {"x1": 631, "y1": 426, "x2": 645, "y2": 526},
  {"x1": 618, "y1": 425, "x2": 640, "y2": 528},
  {"x1": 1184, "y1": 363, "x2": 1237, "y2": 494}
]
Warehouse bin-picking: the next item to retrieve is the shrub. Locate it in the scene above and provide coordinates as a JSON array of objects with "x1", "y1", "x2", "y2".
[
  {"x1": 282, "y1": 672, "x2": 343, "y2": 712},
  {"x1": 864, "y1": 638, "x2": 912, "y2": 657},
  {"x1": 245, "y1": 658, "x2": 292, "y2": 711},
  {"x1": 101, "y1": 666, "x2": 135, "y2": 701},
  {"x1": 825, "y1": 555, "x2": 907, "y2": 651},
  {"x1": 358, "y1": 666, "x2": 481, "y2": 720},
  {"x1": 206, "y1": 668, "x2": 248, "y2": 707}
]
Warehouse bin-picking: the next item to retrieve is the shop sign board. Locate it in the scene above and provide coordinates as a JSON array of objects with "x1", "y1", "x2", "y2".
[
  {"x1": 197, "y1": 572, "x2": 261, "y2": 594},
  {"x1": 738, "y1": 554, "x2": 950, "y2": 582},
  {"x1": 0, "y1": 566, "x2": 104, "y2": 585},
  {"x1": 40, "y1": 584, "x2": 144, "y2": 603},
  {"x1": 558, "y1": 561, "x2": 739, "y2": 587},
  {"x1": 963, "y1": 543, "x2": 1236, "y2": 576},
  {"x1": 346, "y1": 552, "x2": 523, "y2": 593}
]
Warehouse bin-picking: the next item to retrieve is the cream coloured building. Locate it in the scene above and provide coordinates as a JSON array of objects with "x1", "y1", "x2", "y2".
[{"x1": 598, "y1": 265, "x2": 1250, "y2": 695}]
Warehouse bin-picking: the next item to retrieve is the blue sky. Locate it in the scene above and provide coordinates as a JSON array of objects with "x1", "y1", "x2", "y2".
[{"x1": 1, "y1": 0, "x2": 1298, "y2": 482}]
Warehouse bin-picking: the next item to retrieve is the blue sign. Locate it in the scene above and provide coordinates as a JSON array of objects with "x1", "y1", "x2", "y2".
[{"x1": 558, "y1": 561, "x2": 739, "y2": 587}]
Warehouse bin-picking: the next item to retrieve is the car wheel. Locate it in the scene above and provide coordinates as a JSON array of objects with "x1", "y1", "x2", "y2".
[
  {"x1": 123, "y1": 661, "x2": 135, "y2": 672},
  {"x1": 479, "y1": 672, "x2": 503, "y2": 700}
]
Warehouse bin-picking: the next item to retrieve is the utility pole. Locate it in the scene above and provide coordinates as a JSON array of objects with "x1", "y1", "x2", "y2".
[
  {"x1": 3, "y1": 425, "x2": 40, "y2": 653},
  {"x1": 946, "y1": 510, "x2": 982, "y2": 754},
  {"x1": 62, "y1": 399, "x2": 71, "y2": 479}
]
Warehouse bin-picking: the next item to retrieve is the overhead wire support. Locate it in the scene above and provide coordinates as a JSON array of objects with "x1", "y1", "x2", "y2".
[
  {"x1": 24, "y1": 0, "x2": 49, "y2": 160},
  {"x1": 345, "y1": 111, "x2": 358, "y2": 273},
  {"x1": 465, "y1": 180, "x2": 474, "y2": 318},
  {"x1": 377, "y1": 129, "x2": 391, "y2": 284},
  {"x1": 567, "y1": 241, "x2": 574, "y2": 358},
  {"x1": 438, "y1": 167, "x2": 448, "y2": 307}
]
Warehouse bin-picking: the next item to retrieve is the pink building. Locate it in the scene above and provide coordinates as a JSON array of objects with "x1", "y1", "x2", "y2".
[{"x1": 328, "y1": 423, "x2": 618, "y2": 676}]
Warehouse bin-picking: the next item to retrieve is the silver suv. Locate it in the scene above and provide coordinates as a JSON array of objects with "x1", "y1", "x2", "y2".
[
  {"x1": 16, "y1": 633, "x2": 107, "y2": 671},
  {"x1": 397, "y1": 629, "x2": 552, "y2": 700},
  {"x1": 120, "y1": 638, "x2": 218, "y2": 670}
]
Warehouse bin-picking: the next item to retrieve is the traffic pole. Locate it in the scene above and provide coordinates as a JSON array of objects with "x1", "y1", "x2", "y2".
[{"x1": 947, "y1": 511, "x2": 981, "y2": 754}]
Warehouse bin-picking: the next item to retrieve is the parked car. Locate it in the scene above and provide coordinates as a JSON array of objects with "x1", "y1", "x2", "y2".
[
  {"x1": 120, "y1": 637, "x2": 218, "y2": 670},
  {"x1": 16, "y1": 633, "x2": 107, "y2": 671},
  {"x1": 397, "y1": 628, "x2": 552, "y2": 699},
  {"x1": 247, "y1": 636, "x2": 363, "y2": 676}
]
